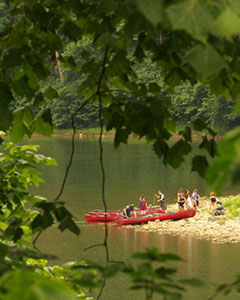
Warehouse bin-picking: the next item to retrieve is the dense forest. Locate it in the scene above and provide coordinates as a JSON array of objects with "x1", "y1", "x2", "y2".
[
  {"x1": 50, "y1": 42, "x2": 240, "y2": 132},
  {"x1": 1, "y1": 1, "x2": 240, "y2": 300},
  {"x1": 1, "y1": 1, "x2": 239, "y2": 132}
]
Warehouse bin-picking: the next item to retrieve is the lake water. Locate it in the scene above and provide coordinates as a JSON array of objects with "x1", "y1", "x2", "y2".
[{"x1": 30, "y1": 137, "x2": 240, "y2": 299}]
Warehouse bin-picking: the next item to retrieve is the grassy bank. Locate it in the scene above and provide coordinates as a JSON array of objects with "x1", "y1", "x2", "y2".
[{"x1": 53, "y1": 127, "x2": 115, "y2": 136}]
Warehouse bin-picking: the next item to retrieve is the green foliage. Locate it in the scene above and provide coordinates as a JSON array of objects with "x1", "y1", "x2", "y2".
[
  {"x1": 222, "y1": 196, "x2": 240, "y2": 218},
  {"x1": 210, "y1": 275, "x2": 240, "y2": 299},
  {"x1": 123, "y1": 248, "x2": 202, "y2": 300},
  {"x1": 0, "y1": 269, "x2": 76, "y2": 300},
  {"x1": 1, "y1": 0, "x2": 240, "y2": 299},
  {"x1": 1, "y1": 0, "x2": 240, "y2": 186},
  {"x1": 0, "y1": 141, "x2": 80, "y2": 244}
]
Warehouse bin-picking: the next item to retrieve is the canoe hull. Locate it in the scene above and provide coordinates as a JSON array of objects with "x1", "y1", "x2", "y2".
[
  {"x1": 115, "y1": 209, "x2": 196, "y2": 226},
  {"x1": 85, "y1": 207, "x2": 165, "y2": 222}
]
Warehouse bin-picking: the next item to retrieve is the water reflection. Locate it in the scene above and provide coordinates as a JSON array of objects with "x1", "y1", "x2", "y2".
[{"x1": 31, "y1": 138, "x2": 240, "y2": 300}]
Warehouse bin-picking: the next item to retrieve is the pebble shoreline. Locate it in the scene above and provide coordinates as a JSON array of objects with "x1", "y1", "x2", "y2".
[{"x1": 132, "y1": 196, "x2": 240, "y2": 244}]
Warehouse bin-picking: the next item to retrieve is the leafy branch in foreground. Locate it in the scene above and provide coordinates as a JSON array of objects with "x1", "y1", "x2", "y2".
[{"x1": 0, "y1": 141, "x2": 98, "y2": 299}]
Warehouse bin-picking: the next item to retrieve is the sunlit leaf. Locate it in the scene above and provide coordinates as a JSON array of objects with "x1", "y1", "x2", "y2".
[
  {"x1": 167, "y1": 0, "x2": 213, "y2": 43},
  {"x1": 184, "y1": 45, "x2": 227, "y2": 79},
  {"x1": 213, "y1": 7, "x2": 240, "y2": 40},
  {"x1": 135, "y1": 0, "x2": 164, "y2": 26}
]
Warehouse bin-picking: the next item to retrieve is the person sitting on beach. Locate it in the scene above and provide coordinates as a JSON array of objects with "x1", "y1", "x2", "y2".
[
  {"x1": 123, "y1": 204, "x2": 137, "y2": 218},
  {"x1": 139, "y1": 195, "x2": 147, "y2": 214},
  {"x1": 213, "y1": 201, "x2": 225, "y2": 216},
  {"x1": 209, "y1": 192, "x2": 218, "y2": 211},
  {"x1": 191, "y1": 189, "x2": 200, "y2": 209},
  {"x1": 154, "y1": 190, "x2": 166, "y2": 210},
  {"x1": 185, "y1": 189, "x2": 193, "y2": 210},
  {"x1": 177, "y1": 187, "x2": 185, "y2": 211}
]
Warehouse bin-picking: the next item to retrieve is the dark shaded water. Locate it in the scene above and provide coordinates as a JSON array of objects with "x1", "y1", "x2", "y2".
[{"x1": 30, "y1": 137, "x2": 240, "y2": 299}]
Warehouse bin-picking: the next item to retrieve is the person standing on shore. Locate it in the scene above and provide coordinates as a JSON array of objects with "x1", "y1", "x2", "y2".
[
  {"x1": 177, "y1": 187, "x2": 185, "y2": 211},
  {"x1": 185, "y1": 189, "x2": 193, "y2": 209},
  {"x1": 139, "y1": 195, "x2": 147, "y2": 214},
  {"x1": 191, "y1": 189, "x2": 200, "y2": 210},
  {"x1": 154, "y1": 190, "x2": 166, "y2": 210},
  {"x1": 209, "y1": 192, "x2": 218, "y2": 210}
]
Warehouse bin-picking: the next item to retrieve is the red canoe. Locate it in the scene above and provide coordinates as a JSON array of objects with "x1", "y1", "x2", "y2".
[
  {"x1": 115, "y1": 209, "x2": 196, "y2": 226},
  {"x1": 91, "y1": 206, "x2": 164, "y2": 215},
  {"x1": 85, "y1": 214, "x2": 117, "y2": 222},
  {"x1": 85, "y1": 206, "x2": 165, "y2": 222}
]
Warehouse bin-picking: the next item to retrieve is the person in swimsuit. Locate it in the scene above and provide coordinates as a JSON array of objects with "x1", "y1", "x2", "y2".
[
  {"x1": 139, "y1": 195, "x2": 147, "y2": 214},
  {"x1": 209, "y1": 192, "x2": 218, "y2": 211},
  {"x1": 177, "y1": 187, "x2": 185, "y2": 211},
  {"x1": 123, "y1": 204, "x2": 136, "y2": 218},
  {"x1": 154, "y1": 190, "x2": 167, "y2": 210}
]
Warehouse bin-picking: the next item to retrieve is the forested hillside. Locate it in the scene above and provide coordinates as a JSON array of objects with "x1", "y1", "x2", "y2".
[
  {"x1": 50, "y1": 42, "x2": 240, "y2": 131},
  {"x1": 1, "y1": 1, "x2": 239, "y2": 132}
]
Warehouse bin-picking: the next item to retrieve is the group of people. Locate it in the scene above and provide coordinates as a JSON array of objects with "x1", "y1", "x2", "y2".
[
  {"x1": 122, "y1": 188, "x2": 225, "y2": 218},
  {"x1": 123, "y1": 190, "x2": 166, "y2": 218},
  {"x1": 138, "y1": 191, "x2": 167, "y2": 211},
  {"x1": 177, "y1": 188, "x2": 200, "y2": 211}
]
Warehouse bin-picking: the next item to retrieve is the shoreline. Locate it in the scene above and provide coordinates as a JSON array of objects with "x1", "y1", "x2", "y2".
[
  {"x1": 34, "y1": 132, "x2": 222, "y2": 140},
  {"x1": 133, "y1": 196, "x2": 240, "y2": 244}
]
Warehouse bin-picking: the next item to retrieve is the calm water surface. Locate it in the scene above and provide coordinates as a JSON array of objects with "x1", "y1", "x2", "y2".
[{"x1": 31, "y1": 137, "x2": 240, "y2": 300}]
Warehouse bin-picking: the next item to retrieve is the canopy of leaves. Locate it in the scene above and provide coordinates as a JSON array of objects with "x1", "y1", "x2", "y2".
[{"x1": 1, "y1": 0, "x2": 240, "y2": 189}]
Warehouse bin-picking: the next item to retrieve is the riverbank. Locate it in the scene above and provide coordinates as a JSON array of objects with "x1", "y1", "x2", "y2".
[
  {"x1": 133, "y1": 196, "x2": 240, "y2": 244},
  {"x1": 40, "y1": 131, "x2": 222, "y2": 141}
]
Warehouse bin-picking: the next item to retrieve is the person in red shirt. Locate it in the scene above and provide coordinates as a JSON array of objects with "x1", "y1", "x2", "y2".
[{"x1": 139, "y1": 195, "x2": 147, "y2": 214}]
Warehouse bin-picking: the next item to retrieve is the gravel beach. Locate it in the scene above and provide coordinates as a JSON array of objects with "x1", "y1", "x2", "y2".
[{"x1": 133, "y1": 196, "x2": 240, "y2": 244}]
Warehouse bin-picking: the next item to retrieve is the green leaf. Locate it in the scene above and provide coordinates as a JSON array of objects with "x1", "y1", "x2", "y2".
[
  {"x1": 213, "y1": 7, "x2": 240, "y2": 40},
  {"x1": 58, "y1": 216, "x2": 80, "y2": 235},
  {"x1": 132, "y1": 249, "x2": 182, "y2": 262},
  {"x1": 0, "y1": 83, "x2": 13, "y2": 131},
  {"x1": 199, "y1": 136, "x2": 217, "y2": 158},
  {"x1": 98, "y1": 0, "x2": 117, "y2": 14},
  {"x1": 153, "y1": 139, "x2": 169, "y2": 159},
  {"x1": 36, "y1": 201, "x2": 56, "y2": 211},
  {"x1": 13, "y1": 227, "x2": 24, "y2": 242},
  {"x1": 103, "y1": 263, "x2": 122, "y2": 278},
  {"x1": 0, "y1": 242, "x2": 8, "y2": 260},
  {"x1": 33, "y1": 109, "x2": 53, "y2": 136},
  {"x1": 167, "y1": 0, "x2": 213, "y2": 43},
  {"x1": 179, "y1": 126, "x2": 192, "y2": 142},
  {"x1": 114, "y1": 128, "x2": 129, "y2": 147},
  {"x1": 9, "y1": 122, "x2": 25, "y2": 144},
  {"x1": 1, "y1": 269, "x2": 76, "y2": 300},
  {"x1": 184, "y1": 44, "x2": 227, "y2": 79},
  {"x1": 165, "y1": 140, "x2": 192, "y2": 168},
  {"x1": 192, "y1": 155, "x2": 208, "y2": 177},
  {"x1": 192, "y1": 119, "x2": 207, "y2": 131},
  {"x1": 9, "y1": 107, "x2": 35, "y2": 143},
  {"x1": 42, "y1": 211, "x2": 54, "y2": 229},
  {"x1": 62, "y1": 20, "x2": 82, "y2": 40},
  {"x1": 45, "y1": 87, "x2": 59, "y2": 100},
  {"x1": 13, "y1": 75, "x2": 35, "y2": 98},
  {"x1": 31, "y1": 214, "x2": 43, "y2": 230},
  {"x1": 135, "y1": 0, "x2": 164, "y2": 26},
  {"x1": 33, "y1": 92, "x2": 44, "y2": 107},
  {"x1": 3, "y1": 48, "x2": 22, "y2": 68}
]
